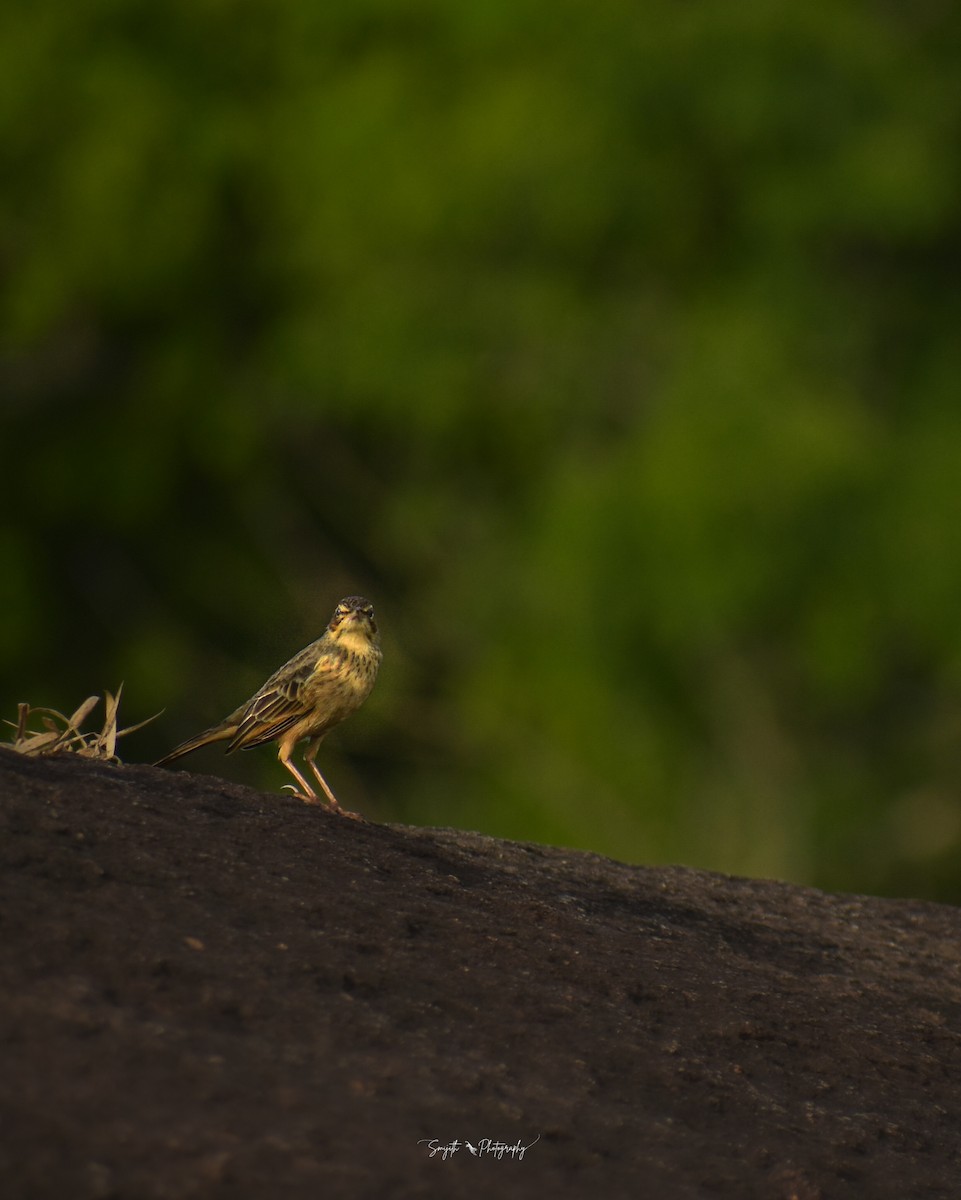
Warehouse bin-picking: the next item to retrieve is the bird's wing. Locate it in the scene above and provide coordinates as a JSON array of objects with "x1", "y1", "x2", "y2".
[{"x1": 226, "y1": 641, "x2": 329, "y2": 751}]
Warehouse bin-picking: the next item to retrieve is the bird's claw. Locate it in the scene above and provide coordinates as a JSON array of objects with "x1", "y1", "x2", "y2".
[
  {"x1": 281, "y1": 784, "x2": 319, "y2": 803},
  {"x1": 280, "y1": 783, "x2": 362, "y2": 818}
]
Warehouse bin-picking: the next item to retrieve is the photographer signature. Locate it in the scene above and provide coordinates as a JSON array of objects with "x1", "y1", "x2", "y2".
[{"x1": 417, "y1": 1136, "x2": 540, "y2": 1161}]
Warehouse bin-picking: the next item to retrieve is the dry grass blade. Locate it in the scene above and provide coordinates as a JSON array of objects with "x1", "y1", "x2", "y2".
[
  {"x1": 16, "y1": 702, "x2": 29, "y2": 743},
  {"x1": 68, "y1": 695, "x2": 102, "y2": 731},
  {"x1": 102, "y1": 696, "x2": 119, "y2": 760},
  {"x1": 14, "y1": 729, "x2": 64, "y2": 756},
  {"x1": 4, "y1": 687, "x2": 161, "y2": 762}
]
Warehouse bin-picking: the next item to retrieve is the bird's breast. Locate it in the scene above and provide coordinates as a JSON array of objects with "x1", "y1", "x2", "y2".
[{"x1": 308, "y1": 644, "x2": 381, "y2": 713}]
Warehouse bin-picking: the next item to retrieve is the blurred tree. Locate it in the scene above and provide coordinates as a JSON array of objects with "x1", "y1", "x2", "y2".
[{"x1": 3, "y1": 0, "x2": 961, "y2": 899}]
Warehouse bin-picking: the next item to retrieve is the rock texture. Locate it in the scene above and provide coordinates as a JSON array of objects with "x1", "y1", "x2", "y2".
[{"x1": 1, "y1": 747, "x2": 960, "y2": 1199}]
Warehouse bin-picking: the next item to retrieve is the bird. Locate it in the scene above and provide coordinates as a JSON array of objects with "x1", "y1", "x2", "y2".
[{"x1": 155, "y1": 596, "x2": 382, "y2": 814}]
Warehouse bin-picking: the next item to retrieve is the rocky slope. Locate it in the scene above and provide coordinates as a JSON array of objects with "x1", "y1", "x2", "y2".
[{"x1": 2, "y1": 749, "x2": 960, "y2": 1199}]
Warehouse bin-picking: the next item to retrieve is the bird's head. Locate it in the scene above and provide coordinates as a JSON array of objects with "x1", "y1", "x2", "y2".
[{"x1": 328, "y1": 596, "x2": 379, "y2": 646}]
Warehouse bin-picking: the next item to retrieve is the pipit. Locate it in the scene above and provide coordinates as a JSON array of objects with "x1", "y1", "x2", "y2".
[{"x1": 156, "y1": 596, "x2": 382, "y2": 814}]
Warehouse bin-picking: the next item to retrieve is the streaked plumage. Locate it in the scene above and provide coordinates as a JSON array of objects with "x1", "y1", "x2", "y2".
[{"x1": 156, "y1": 596, "x2": 381, "y2": 813}]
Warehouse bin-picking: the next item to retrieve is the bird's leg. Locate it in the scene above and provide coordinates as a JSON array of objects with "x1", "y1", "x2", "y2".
[
  {"x1": 304, "y1": 738, "x2": 363, "y2": 820},
  {"x1": 277, "y1": 742, "x2": 320, "y2": 803},
  {"x1": 303, "y1": 737, "x2": 340, "y2": 806}
]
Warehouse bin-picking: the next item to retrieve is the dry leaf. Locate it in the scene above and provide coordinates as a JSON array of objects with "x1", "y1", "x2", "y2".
[{"x1": 4, "y1": 688, "x2": 161, "y2": 763}]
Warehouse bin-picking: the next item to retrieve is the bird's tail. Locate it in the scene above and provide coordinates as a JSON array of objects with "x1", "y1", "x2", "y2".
[{"x1": 155, "y1": 723, "x2": 235, "y2": 767}]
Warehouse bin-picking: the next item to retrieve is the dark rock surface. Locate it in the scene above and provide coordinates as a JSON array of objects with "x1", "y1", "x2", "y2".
[{"x1": 1, "y1": 748, "x2": 960, "y2": 1199}]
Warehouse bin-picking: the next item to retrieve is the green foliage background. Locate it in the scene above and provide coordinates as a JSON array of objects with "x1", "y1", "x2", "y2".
[{"x1": 4, "y1": 0, "x2": 961, "y2": 900}]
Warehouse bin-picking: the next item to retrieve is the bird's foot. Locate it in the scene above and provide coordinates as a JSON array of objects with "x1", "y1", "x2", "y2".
[
  {"x1": 281, "y1": 784, "x2": 320, "y2": 803},
  {"x1": 281, "y1": 784, "x2": 363, "y2": 819}
]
